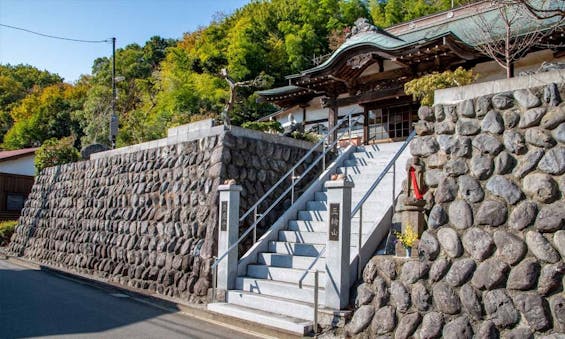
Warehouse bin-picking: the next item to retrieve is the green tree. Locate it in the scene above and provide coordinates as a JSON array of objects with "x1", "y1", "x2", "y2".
[
  {"x1": 34, "y1": 136, "x2": 81, "y2": 173},
  {"x1": 404, "y1": 67, "x2": 477, "y2": 106}
]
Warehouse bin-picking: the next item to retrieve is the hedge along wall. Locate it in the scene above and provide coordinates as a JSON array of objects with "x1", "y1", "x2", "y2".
[
  {"x1": 8, "y1": 126, "x2": 320, "y2": 304},
  {"x1": 344, "y1": 74, "x2": 564, "y2": 338}
]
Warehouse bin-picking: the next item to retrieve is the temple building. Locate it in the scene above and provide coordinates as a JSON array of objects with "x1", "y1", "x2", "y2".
[{"x1": 257, "y1": 0, "x2": 564, "y2": 144}]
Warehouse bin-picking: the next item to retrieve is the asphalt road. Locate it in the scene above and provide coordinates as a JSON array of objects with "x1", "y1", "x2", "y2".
[{"x1": 0, "y1": 260, "x2": 259, "y2": 339}]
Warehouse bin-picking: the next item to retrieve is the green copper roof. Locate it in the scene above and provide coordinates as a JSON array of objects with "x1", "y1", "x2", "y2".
[
  {"x1": 256, "y1": 85, "x2": 304, "y2": 97},
  {"x1": 299, "y1": 0, "x2": 563, "y2": 76}
]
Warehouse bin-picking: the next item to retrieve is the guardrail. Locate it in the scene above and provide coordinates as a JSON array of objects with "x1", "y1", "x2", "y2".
[{"x1": 211, "y1": 110, "x2": 362, "y2": 302}]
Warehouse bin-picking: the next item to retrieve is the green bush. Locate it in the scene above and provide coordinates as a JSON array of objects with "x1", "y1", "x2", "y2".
[
  {"x1": 404, "y1": 67, "x2": 477, "y2": 106},
  {"x1": 290, "y1": 131, "x2": 322, "y2": 143},
  {"x1": 0, "y1": 220, "x2": 17, "y2": 246},
  {"x1": 35, "y1": 136, "x2": 81, "y2": 173},
  {"x1": 241, "y1": 120, "x2": 284, "y2": 134}
]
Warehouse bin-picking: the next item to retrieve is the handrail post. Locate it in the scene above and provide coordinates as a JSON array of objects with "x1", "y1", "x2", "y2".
[
  {"x1": 324, "y1": 179, "x2": 353, "y2": 309},
  {"x1": 291, "y1": 169, "x2": 295, "y2": 205},
  {"x1": 358, "y1": 205, "x2": 363, "y2": 280},
  {"x1": 313, "y1": 269, "x2": 319, "y2": 334},
  {"x1": 216, "y1": 183, "x2": 242, "y2": 295},
  {"x1": 392, "y1": 162, "x2": 396, "y2": 203},
  {"x1": 348, "y1": 114, "x2": 352, "y2": 145}
]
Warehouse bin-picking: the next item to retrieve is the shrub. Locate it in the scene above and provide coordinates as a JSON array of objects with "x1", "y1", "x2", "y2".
[
  {"x1": 290, "y1": 131, "x2": 322, "y2": 143},
  {"x1": 34, "y1": 136, "x2": 80, "y2": 173},
  {"x1": 404, "y1": 67, "x2": 477, "y2": 106},
  {"x1": 241, "y1": 120, "x2": 284, "y2": 134},
  {"x1": 0, "y1": 220, "x2": 17, "y2": 246}
]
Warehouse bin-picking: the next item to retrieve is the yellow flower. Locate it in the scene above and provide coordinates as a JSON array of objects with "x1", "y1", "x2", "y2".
[{"x1": 393, "y1": 224, "x2": 418, "y2": 248}]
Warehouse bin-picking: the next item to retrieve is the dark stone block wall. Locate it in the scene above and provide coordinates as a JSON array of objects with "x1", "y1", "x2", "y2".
[
  {"x1": 8, "y1": 130, "x2": 320, "y2": 304},
  {"x1": 344, "y1": 83, "x2": 565, "y2": 337}
]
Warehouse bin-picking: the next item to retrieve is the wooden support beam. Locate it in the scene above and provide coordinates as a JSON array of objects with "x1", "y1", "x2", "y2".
[{"x1": 322, "y1": 86, "x2": 405, "y2": 108}]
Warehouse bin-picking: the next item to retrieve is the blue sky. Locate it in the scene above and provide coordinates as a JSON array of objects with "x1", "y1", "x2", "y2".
[{"x1": 0, "y1": 0, "x2": 250, "y2": 82}]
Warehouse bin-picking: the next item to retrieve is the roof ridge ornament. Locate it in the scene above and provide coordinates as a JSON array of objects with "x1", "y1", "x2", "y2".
[{"x1": 346, "y1": 18, "x2": 387, "y2": 39}]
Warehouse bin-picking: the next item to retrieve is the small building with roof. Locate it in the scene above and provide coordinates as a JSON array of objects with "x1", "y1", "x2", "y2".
[
  {"x1": 0, "y1": 148, "x2": 37, "y2": 220},
  {"x1": 257, "y1": 0, "x2": 564, "y2": 144}
]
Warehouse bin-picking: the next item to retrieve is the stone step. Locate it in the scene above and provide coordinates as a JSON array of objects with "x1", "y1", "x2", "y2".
[
  {"x1": 298, "y1": 210, "x2": 326, "y2": 221},
  {"x1": 236, "y1": 277, "x2": 326, "y2": 304},
  {"x1": 226, "y1": 290, "x2": 318, "y2": 322},
  {"x1": 278, "y1": 230, "x2": 326, "y2": 244},
  {"x1": 305, "y1": 200, "x2": 327, "y2": 211},
  {"x1": 257, "y1": 253, "x2": 326, "y2": 270},
  {"x1": 343, "y1": 158, "x2": 390, "y2": 167},
  {"x1": 207, "y1": 302, "x2": 312, "y2": 335},
  {"x1": 269, "y1": 241, "x2": 325, "y2": 257},
  {"x1": 288, "y1": 220, "x2": 326, "y2": 232},
  {"x1": 246, "y1": 264, "x2": 326, "y2": 286},
  {"x1": 279, "y1": 230, "x2": 364, "y2": 245}
]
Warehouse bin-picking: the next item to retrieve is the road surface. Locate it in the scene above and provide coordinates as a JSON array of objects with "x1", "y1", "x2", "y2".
[{"x1": 0, "y1": 259, "x2": 259, "y2": 339}]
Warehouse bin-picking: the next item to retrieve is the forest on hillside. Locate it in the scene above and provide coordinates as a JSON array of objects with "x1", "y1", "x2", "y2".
[{"x1": 0, "y1": 0, "x2": 466, "y2": 152}]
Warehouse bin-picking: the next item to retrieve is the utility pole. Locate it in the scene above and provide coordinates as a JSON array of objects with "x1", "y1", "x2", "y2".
[{"x1": 109, "y1": 37, "x2": 118, "y2": 149}]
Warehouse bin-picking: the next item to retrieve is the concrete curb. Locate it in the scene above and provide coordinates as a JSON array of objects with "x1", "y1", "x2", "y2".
[{"x1": 2, "y1": 255, "x2": 307, "y2": 339}]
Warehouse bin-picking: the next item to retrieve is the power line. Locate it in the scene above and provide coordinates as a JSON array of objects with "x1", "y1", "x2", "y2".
[{"x1": 0, "y1": 23, "x2": 110, "y2": 43}]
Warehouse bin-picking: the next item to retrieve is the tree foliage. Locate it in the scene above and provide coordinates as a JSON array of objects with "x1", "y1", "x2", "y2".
[
  {"x1": 404, "y1": 67, "x2": 477, "y2": 106},
  {"x1": 1, "y1": 0, "x2": 467, "y2": 152},
  {"x1": 34, "y1": 136, "x2": 81, "y2": 172}
]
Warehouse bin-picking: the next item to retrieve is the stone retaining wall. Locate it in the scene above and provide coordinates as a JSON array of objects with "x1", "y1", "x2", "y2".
[
  {"x1": 8, "y1": 129, "x2": 320, "y2": 304},
  {"x1": 344, "y1": 77, "x2": 564, "y2": 337}
]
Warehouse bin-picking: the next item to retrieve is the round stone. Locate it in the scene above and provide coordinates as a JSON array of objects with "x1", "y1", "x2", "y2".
[
  {"x1": 462, "y1": 228, "x2": 494, "y2": 261},
  {"x1": 444, "y1": 159, "x2": 468, "y2": 177},
  {"x1": 448, "y1": 200, "x2": 473, "y2": 229},
  {"x1": 492, "y1": 93, "x2": 513, "y2": 109},
  {"x1": 410, "y1": 136, "x2": 439, "y2": 157},
  {"x1": 554, "y1": 230, "x2": 565, "y2": 258},
  {"x1": 503, "y1": 108, "x2": 520, "y2": 128},
  {"x1": 470, "y1": 154, "x2": 493, "y2": 179},
  {"x1": 473, "y1": 133, "x2": 503, "y2": 155},
  {"x1": 494, "y1": 230, "x2": 527, "y2": 265},
  {"x1": 503, "y1": 130, "x2": 526, "y2": 155},
  {"x1": 457, "y1": 99, "x2": 475, "y2": 117},
  {"x1": 432, "y1": 282, "x2": 461, "y2": 314},
  {"x1": 457, "y1": 119, "x2": 481, "y2": 136},
  {"x1": 435, "y1": 177, "x2": 458, "y2": 203},
  {"x1": 419, "y1": 312, "x2": 443, "y2": 339},
  {"x1": 400, "y1": 261, "x2": 430, "y2": 284},
  {"x1": 526, "y1": 231, "x2": 560, "y2": 263},
  {"x1": 481, "y1": 110, "x2": 504, "y2": 134},
  {"x1": 370, "y1": 306, "x2": 396, "y2": 334},
  {"x1": 476, "y1": 200, "x2": 507, "y2": 227},
  {"x1": 418, "y1": 231, "x2": 439, "y2": 260},
  {"x1": 513, "y1": 147, "x2": 545, "y2": 178},
  {"x1": 442, "y1": 316, "x2": 473, "y2": 339},
  {"x1": 513, "y1": 293, "x2": 550, "y2": 331},
  {"x1": 483, "y1": 289, "x2": 519, "y2": 328},
  {"x1": 429, "y1": 258, "x2": 450, "y2": 282},
  {"x1": 538, "y1": 146, "x2": 565, "y2": 175},
  {"x1": 540, "y1": 105, "x2": 565, "y2": 129},
  {"x1": 355, "y1": 283, "x2": 374, "y2": 306},
  {"x1": 438, "y1": 228, "x2": 462, "y2": 258},
  {"x1": 508, "y1": 200, "x2": 538, "y2": 230},
  {"x1": 471, "y1": 259, "x2": 509, "y2": 290},
  {"x1": 395, "y1": 312, "x2": 421, "y2": 339},
  {"x1": 553, "y1": 122, "x2": 565, "y2": 143},
  {"x1": 445, "y1": 258, "x2": 476, "y2": 287},
  {"x1": 475, "y1": 96, "x2": 491, "y2": 117},
  {"x1": 459, "y1": 284, "x2": 483, "y2": 320},
  {"x1": 494, "y1": 151, "x2": 516, "y2": 174},
  {"x1": 427, "y1": 205, "x2": 448, "y2": 229},
  {"x1": 486, "y1": 175, "x2": 523, "y2": 205},
  {"x1": 347, "y1": 304, "x2": 374, "y2": 335},
  {"x1": 525, "y1": 127, "x2": 556, "y2": 148},
  {"x1": 538, "y1": 262, "x2": 565, "y2": 296},
  {"x1": 523, "y1": 173, "x2": 558, "y2": 203},
  {"x1": 390, "y1": 281, "x2": 411, "y2": 313},
  {"x1": 411, "y1": 281, "x2": 431, "y2": 311},
  {"x1": 458, "y1": 175, "x2": 484, "y2": 203},
  {"x1": 507, "y1": 258, "x2": 540, "y2": 290},
  {"x1": 518, "y1": 107, "x2": 546, "y2": 128},
  {"x1": 418, "y1": 106, "x2": 435, "y2": 121},
  {"x1": 514, "y1": 89, "x2": 540, "y2": 109}
]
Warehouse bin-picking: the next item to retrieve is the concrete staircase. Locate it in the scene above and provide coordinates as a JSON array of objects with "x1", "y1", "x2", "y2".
[{"x1": 208, "y1": 142, "x2": 409, "y2": 335}]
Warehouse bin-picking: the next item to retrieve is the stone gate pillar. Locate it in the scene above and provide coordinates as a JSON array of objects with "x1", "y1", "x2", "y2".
[
  {"x1": 217, "y1": 183, "x2": 242, "y2": 290},
  {"x1": 324, "y1": 179, "x2": 354, "y2": 309}
]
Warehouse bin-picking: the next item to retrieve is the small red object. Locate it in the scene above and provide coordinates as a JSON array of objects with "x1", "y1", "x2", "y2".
[{"x1": 409, "y1": 166, "x2": 423, "y2": 200}]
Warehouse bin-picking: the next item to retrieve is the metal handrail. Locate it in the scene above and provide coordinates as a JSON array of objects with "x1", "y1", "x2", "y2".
[
  {"x1": 350, "y1": 129, "x2": 416, "y2": 279},
  {"x1": 211, "y1": 110, "x2": 361, "y2": 271}
]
